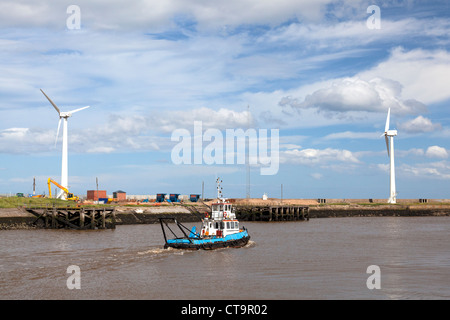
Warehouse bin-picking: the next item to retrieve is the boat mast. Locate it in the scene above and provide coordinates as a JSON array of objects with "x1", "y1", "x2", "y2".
[{"x1": 216, "y1": 177, "x2": 223, "y2": 201}]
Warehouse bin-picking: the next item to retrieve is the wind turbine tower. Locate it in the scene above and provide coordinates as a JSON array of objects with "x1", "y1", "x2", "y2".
[
  {"x1": 40, "y1": 89, "x2": 89, "y2": 200},
  {"x1": 382, "y1": 108, "x2": 397, "y2": 204}
]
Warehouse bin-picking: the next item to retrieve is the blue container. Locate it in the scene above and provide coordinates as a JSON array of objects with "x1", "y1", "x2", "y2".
[
  {"x1": 156, "y1": 193, "x2": 166, "y2": 202},
  {"x1": 169, "y1": 194, "x2": 180, "y2": 202},
  {"x1": 190, "y1": 194, "x2": 200, "y2": 202},
  {"x1": 98, "y1": 197, "x2": 109, "y2": 204}
]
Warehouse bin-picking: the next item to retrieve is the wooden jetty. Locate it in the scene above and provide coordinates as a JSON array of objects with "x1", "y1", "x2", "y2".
[
  {"x1": 236, "y1": 205, "x2": 309, "y2": 222},
  {"x1": 24, "y1": 206, "x2": 116, "y2": 230}
]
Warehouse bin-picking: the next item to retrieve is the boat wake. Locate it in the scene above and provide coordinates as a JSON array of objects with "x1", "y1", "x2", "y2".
[
  {"x1": 137, "y1": 246, "x2": 185, "y2": 256},
  {"x1": 137, "y1": 240, "x2": 255, "y2": 258},
  {"x1": 244, "y1": 240, "x2": 256, "y2": 248}
]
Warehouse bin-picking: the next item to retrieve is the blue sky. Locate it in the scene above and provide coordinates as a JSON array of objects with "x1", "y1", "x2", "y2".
[{"x1": 1, "y1": 0, "x2": 450, "y2": 199}]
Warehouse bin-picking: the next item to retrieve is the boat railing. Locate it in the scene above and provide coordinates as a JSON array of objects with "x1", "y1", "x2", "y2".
[{"x1": 158, "y1": 217, "x2": 201, "y2": 245}]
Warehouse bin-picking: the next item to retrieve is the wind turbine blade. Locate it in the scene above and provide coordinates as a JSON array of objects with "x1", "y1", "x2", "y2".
[
  {"x1": 69, "y1": 106, "x2": 90, "y2": 114},
  {"x1": 40, "y1": 89, "x2": 60, "y2": 115},
  {"x1": 55, "y1": 118, "x2": 61, "y2": 147},
  {"x1": 385, "y1": 135, "x2": 390, "y2": 157},
  {"x1": 384, "y1": 108, "x2": 391, "y2": 133}
]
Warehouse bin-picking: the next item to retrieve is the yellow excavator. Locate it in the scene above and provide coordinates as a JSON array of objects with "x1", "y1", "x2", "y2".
[{"x1": 47, "y1": 178, "x2": 79, "y2": 201}]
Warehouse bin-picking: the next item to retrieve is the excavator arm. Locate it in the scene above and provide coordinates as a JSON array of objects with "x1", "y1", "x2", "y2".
[{"x1": 47, "y1": 178, "x2": 79, "y2": 201}]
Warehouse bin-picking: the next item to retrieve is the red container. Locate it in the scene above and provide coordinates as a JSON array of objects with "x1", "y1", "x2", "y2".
[{"x1": 87, "y1": 190, "x2": 107, "y2": 201}]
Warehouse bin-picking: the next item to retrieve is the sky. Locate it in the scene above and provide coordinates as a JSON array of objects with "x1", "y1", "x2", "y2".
[{"x1": 1, "y1": 0, "x2": 450, "y2": 200}]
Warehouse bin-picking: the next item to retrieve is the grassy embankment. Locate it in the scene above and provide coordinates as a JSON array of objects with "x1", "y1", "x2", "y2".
[
  {"x1": 2, "y1": 196, "x2": 449, "y2": 209},
  {"x1": 0, "y1": 196, "x2": 79, "y2": 208},
  {"x1": 0, "y1": 197, "x2": 176, "y2": 209}
]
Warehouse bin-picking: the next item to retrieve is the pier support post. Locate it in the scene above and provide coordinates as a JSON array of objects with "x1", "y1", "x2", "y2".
[
  {"x1": 90, "y1": 210, "x2": 96, "y2": 229},
  {"x1": 51, "y1": 207, "x2": 57, "y2": 228},
  {"x1": 44, "y1": 208, "x2": 49, "y2": 228},
  {"x1": 80, "y1": 209, "x2": 85, "y2": 229},
  {"x1": 24, "y1": 206, "x2": 116, "y2": 230},
  {"x1": 101, "y1": 209, "x2": 106, "y2": 229}
]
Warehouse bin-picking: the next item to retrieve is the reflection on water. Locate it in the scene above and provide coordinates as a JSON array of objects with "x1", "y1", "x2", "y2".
[{"x1": 1, "y1": 217, "x2": 449, "y2": 299}]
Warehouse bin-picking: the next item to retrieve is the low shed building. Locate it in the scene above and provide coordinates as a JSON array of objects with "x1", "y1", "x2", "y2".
[{"x1": 113, "y1": 190, "x2": 126, "y2": 201}]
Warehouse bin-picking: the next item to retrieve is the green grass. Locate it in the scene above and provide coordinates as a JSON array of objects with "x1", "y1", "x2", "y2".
[
  {"x1": 0, "y1": 197, "x2": 80, "y2": 208},
  {"x1": 0, "y1": 197, "x2": 184, "y2": 209}
]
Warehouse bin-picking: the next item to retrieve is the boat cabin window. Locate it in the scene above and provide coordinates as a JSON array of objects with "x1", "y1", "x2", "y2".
[
  {"x1": 212, "y1": 204, "x2": 226, "y2": 211},
  {"x1": 213, "y1": 204, "x2": 232, "y2": 212},
  {"x1": 226, "y1": 221, "x2": 237, "y2": 229}
]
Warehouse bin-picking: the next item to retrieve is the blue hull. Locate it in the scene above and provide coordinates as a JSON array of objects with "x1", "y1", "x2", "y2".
[{"x1": 165, "y1": 230, "x2": 250, "y2": 250}]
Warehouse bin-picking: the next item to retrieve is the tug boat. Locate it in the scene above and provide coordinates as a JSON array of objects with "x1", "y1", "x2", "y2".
[{"x1": 159, "y1": 178, "x2": 250, "y2": 250}]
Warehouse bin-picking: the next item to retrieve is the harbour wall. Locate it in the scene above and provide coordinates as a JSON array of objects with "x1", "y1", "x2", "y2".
[
  {"x1": 308, "y1": 204, "x2": 450, "y2": 218},
  {"x1": 0, "y1": 206, "x2": 201, "y2": 230},
  {"x1": 1, "y1": 203, "x2": 449, "y2": 229}
]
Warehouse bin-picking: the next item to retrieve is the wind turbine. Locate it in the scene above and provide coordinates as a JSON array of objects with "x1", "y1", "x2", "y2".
[
  {"x1": 382, "y1": 108, "x2": 397, "y2": 204},
  {"x1": 40, "y1": 89, "x2": 89, "y2": 200}
]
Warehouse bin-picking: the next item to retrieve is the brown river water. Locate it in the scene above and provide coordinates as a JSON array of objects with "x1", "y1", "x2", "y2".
[{"x1": 1, "y1": 217, "x2": 449, "y2": 300}]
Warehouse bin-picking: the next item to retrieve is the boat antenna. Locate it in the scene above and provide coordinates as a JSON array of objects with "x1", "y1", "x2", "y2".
[{"x1": 216, "y1": 177, "x2": 224, "y2": 201}]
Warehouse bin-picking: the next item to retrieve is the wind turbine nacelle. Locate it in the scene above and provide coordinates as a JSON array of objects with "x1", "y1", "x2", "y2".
[
  {"x1": 60, "y1": 111, "x2": 72, "y2": 118},
  {"x1": 387, "y1": 130, "x2": 397, "y2": 136}
]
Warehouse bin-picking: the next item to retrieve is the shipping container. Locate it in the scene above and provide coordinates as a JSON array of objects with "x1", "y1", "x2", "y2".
[
  {"x1": 190, "y1": 194, "x2": 200, "y2": 202},
  {"x1": 87, "y1": 190, "x2": 107, "y2": 201},
  {"x1": 156, "y1": 193, "x2": 166, "y2": 202}
]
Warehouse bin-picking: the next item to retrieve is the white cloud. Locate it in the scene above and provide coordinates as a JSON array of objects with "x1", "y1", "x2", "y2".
[
  {"x1": 272, "y1": 47, "x2": 450, "y2": 127},
  {"x1": 264, "y1": 17, "x2": 450, "y2": 49},
  {"x1": 425, "y1": 146, "x2": 448, "y2": 159},
  {"x1": 0, "y1": 106, "x2": 254, "y2": 155},
  {"x1": 281, "y1": 147, "x2": 360, "y2": 165},
  {"x1": 360, "y1": 47, "x2": 450, "y2": 105},
  {"x1": 0, "y1": 0, "x2": 340, "y2": 30},
  {"x1": 310, "y1": 172, "x2": 323, "y2": 179},
  {"x1": 377, "y1": 163, "x2": 389, "y2": 173},
  {"x1": 401, "y1": 161, "x2": 450, "y2": 180},
  {"x1": 279, "y1": 77, "x2": 427, "y2": 115},
  {"x1": 398, "y1": 116, "x2": 442, "y2": 134},
  {"x1": 358, "y1": 148, "x2": 426, "y2": 159},
  {"x1": 152, "y1": 107, "x2": 253, "y2": 133},
  {"x1": 0, "y1": 127, "x2": 54, "y2": 154},
  {"x1": 86, "y1": 146, "x2": 115, "y2": 154},
  {"x1": 322, "y1": 131, "x2": 379, "y2": 140},
  {"x1": 0, "y1": 128, "x2": 29, "y2": 139},
  {"x1": 280, "y1": 143, "x2": 302, "y2": 150},
  {"x1": 396, "y1": 148, "x2": 425, "y2": 157}
]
